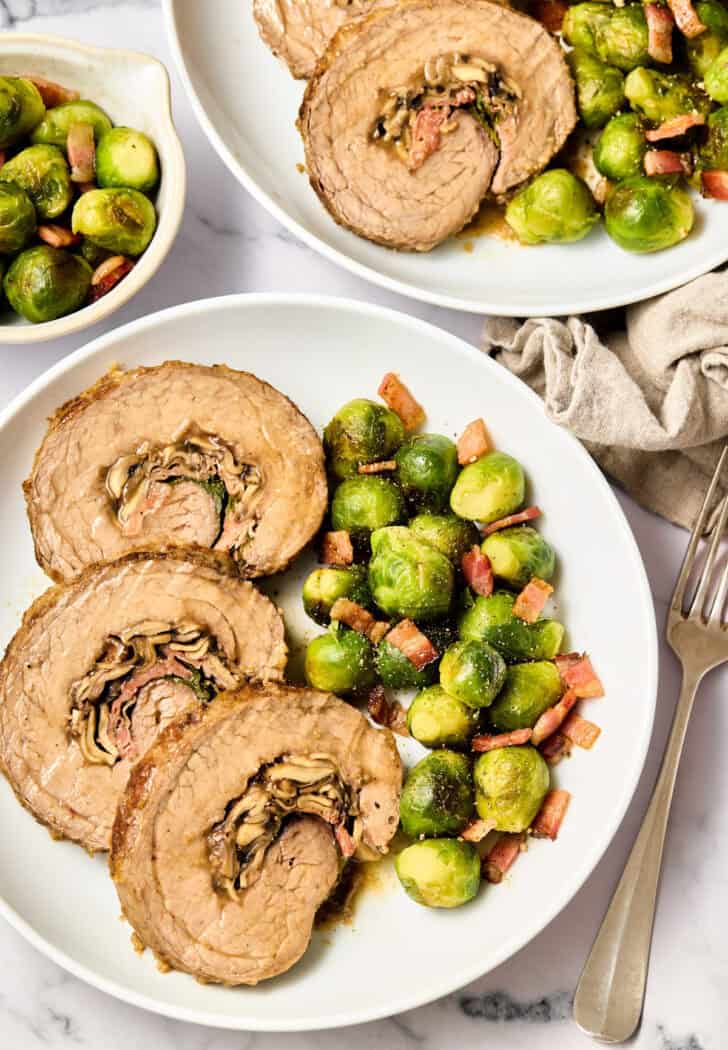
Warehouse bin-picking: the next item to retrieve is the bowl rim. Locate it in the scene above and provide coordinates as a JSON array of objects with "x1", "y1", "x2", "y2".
[
  {"x1": 0, "y1": 32, "x2": 186, "y2": 345},
  {"x1": 0, "y1": 291, "x2": 659, "y2": 1031}
]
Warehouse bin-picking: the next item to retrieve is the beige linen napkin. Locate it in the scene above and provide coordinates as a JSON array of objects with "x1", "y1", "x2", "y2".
[{"x1": 482, "y1": 272, "x2": 728, "y2": 530}]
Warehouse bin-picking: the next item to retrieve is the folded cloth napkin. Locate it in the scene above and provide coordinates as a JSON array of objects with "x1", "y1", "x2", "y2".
[{"x1": 482, "y1": 271, "x2": 728, "y2": 530}]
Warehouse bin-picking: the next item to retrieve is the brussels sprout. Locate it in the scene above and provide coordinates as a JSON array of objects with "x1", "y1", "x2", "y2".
[
  {"x1": 396, "y1": 839, "x2": 481, "y2": 908},
  {"x1": 459, "y1": 590, "x2": 517, "y2": 640},
  {"x1": 399, "y1": 750, "x2": 474, "y2": 838},
  {"x1": 481, "y1": 525, "x2": 556, "y2": 589},
  {"x1": 624, "y1": 67, "x2": 710, "y2": 124},
  {"x1": 77, "y1": 238, "x2": 113, "y2": 269},
  {"x1": 4, "y1": 245, "x2": 92, "y2": 323},
  {"x1": 568, "y1": 49, "x2": 625, "y2": 129},
  {"x1": 369, "y1": 526, "x2": 454, "y2": 621},
  {"x1": 0, "y1": 181, "x2": 36, "y2": 254},
  {"x1": 0, "y1": 77, "x2": 45, "y2": 149},
  {"x1": 458, "y1": 591, "x2": 565, "y2": 663},
  {"x1": 394, "y1": 434, "x2": 459, "y2": 511},
  {"x1": 687, "y1": 1, "x2": 728, "y2": 77},
  {"x1": 71, "y1": 187, "x2": 156, "y2": 256},
  {"x1": 302, "y1": 564, "x2": 371, "y2": 625},
  {"x1": 409, "y1": 512, "x2": 481, "y2": 564},
  {"x1": 96, "y1": 127, "x2": 160, "y2": 193},
  {"x1": 474, "y1": 745, "x2": 550, "y2": 832},
  {"x1": 705, "y1": 45, "x2": 728, "y2": 103},
  {"x1": 604, "y1": 175, "x2": 693, "y2": 253},
  {"x1": 487, "y1": 661, "x2": 563, "y2": 731},
  {"x1": 699, "y1": 105, "x2": 728, "y2": 168},
  {"x1": 594, "y1": 113, "x2": 647, "y2": 180},
  {"x1": 324, "y1": 398, "x2": 405, "y2": 480},
  {"x1": 375, "y1": 639, "x2": 438, "y2": 689},
  {"x1": 440, "y1": 639, "x2": 507, "y2": 710},
  {"x1": 31, "y1": 99, "x2": 112, "y2": 148},
  {"x1": 563, "y1": 3, "x2": 612, "y2": 53},
  {"x1": 330, "y1": 475, "x2": 404, "y2": 539},
  {"x1": 407, "y1": 684, "x2": 479, "y2": 747},
  {"x1": 303, "y1": 625, "x2": 375, "y2": 694},
  {"x1": 595, "y1": 4, "x2": 650, "y2": 70},
  {"x1": 0, "y1": 144, "x2": 72, "y2": 221},
  {"x1": 449, "y1": 451, "x2": 525, "y2": 523},
  {"x1": 505, "y1": 170, "x2": 599, "y2": 246}
]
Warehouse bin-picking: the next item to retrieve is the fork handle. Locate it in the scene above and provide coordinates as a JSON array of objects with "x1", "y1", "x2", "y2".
[{"x1": 573, "y1": 668, "x2": 701, "y2": 1043}]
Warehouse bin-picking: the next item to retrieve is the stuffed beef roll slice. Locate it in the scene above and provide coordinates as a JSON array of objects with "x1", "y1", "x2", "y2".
[
  {"x1": 254, "y1": 0, "x2": 378, "y2": 79},
  {"x1": 111, "y1": 683, "x2": 402, "y2": 985},
  {"x1": 299, "y1": 0, "x2": 577, "y2": 251},
  {"x1": 0, "y1": 551, "x2": 286, "y2": 853},
  {"x1": 25, "y1": 361, "x2": 328, "y2": 582}
]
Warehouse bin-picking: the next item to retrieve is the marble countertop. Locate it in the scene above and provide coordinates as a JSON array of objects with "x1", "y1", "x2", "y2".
[{"x1": 0, "y1": 3, "x2": 722, "y2": 1048}]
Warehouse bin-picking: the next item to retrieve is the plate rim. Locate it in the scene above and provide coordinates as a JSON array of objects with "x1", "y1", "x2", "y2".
[{"x1": 0, "y1": 293, "x2": 659, "y2": 1030}]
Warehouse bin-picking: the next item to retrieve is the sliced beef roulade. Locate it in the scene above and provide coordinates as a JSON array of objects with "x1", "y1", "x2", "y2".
[
  {"x1": 254, "y1": 0, "x2": 377, "y2": 79},
  {"x1": 111, "y1": 683, "x2": 402, "y2": 985}
]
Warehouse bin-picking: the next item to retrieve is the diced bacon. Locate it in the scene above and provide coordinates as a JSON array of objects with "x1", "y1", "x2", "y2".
[
  {"x1": 22, "y1": 75, "x2": 79, "y2": 107},
  {"x1": 330, "y1": 598, "x2": 377, "y2": 635},
  {"x1": 408, "y1": 104, "x2": 450, "y2": 171},
  {"x1": 481, "y1": 506, "x2": 542, "y2": 535},
  {"x1": 540, "y1": 731, "x2": 573, "y2": 766},
  {"x1": 667, "y1": 0, "x2": 706, "y2": 36},
  {"x1": 471, "y1": 728, "x2": 532, "y2": 752},
  {"x1": 645, "y1": 149, "x2": 686, "y2": 175},
  {"x1": 531, "y1": 688, "x2": 578, "y2": 746},
  {"x1": 36, "y1": 224, "x2": 81, "y2": 248},
  {"x1": 335, "y1": 824, "x2": 356, "y2": 858},
  {"x1": 531, "y1": 789, "x2": 571, "y2": 840},
  {"x1": 67, "y1": 122, "x2": 96, "y2": 183},
  {"x1": 531, "y1": 0, "x2": 569, "y2": 32},
  {"x1": 555, "y1": 654, "x2": 604, "y2": 698},
  {"x1": 90, "y1": 255, "x2": 127, "y2": 285},
  {"x1": 378, "y1": 373, "x2": 426, "y2": 431},
  {"x1": 461, "y1": 546, "x2": 494, "y2": 597},
  {"x1": 460, "y1": 817, "x2": 496, "y2": 843},
  {"x1": 0, "y1": 150, "x2": 6, "y2": 170},
  {"x1": 561, "y1": 711, "x2": 601, "y2": 749},
  {"x1": 645, "y1": 4, "x2": 675, "y2": 63},
  {"x1": 701, "y1": 170, "x2": 728, "y2": 199},
  {"x1": 384, "y1": 618, "x2": 438, "y2": 669},
  {"x1": 484, "y1": 832, "x2": 526, "y2": 883},
  {"x1": 366, "y1": 685, "x2": 409, "y2": 735},
  {"x1": 368, "y1": 620, "x2": 391, "y2": 645},
  {"x1": 513, "y1": 577, "x2": 553, "y2": 623},
  {"x1": 321, "y1": 530, "x2": 353, "y2": 566},
  {"x1": 77, "y1": 180, "x2": 96, "y2": 194},
  {"x1": 645, "y1": 113, "x2": 704, "y2": 141},
  {"x1": 457, "y1": 418, "x2": 492, "y2": 465},
  {"x1": 358, "y1": 460, "x2": 397, "y2": 474},
  {"x1": 89, "y1": 257, "x2": 134, "y2": 302}
]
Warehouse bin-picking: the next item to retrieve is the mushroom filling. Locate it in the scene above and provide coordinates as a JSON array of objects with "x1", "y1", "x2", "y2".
[
  {"x1": 372, "y1": 53, "x2": 520, "y2": 170},
  {"x1": 105, "y1": 430, "x2": 263, "y2": 557},
  {"x1": 69, "y1": 621, "x2": 239, "y2": 766},
  {"x1": 208, "y1": 755, "x2": 363, "y2": 898}
]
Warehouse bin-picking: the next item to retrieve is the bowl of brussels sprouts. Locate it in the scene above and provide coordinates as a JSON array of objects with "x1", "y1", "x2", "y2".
[{"x1": 0, "y1": 35, "x2": 185, "y2": 342}]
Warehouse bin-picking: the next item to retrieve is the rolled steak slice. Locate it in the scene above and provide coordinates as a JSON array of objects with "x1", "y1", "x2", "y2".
[
  {"x1": 299, "y1": 0, "x2": 576, "y2": 250},
  {"x1": 25, "y1": 361, "x2": 328, "y2": 582},
  {"x1": 0, "y1": 551, "x2": 286, "y2": 852},
  {"x1": 254, "y1": 0, "x2": 378, "y2": 79},
  {"x1": 111, "y1": 683, "x2": 402, "y2": 985}
]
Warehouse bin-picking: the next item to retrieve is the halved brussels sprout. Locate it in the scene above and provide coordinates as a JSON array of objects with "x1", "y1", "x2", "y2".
[
  {"x1": 604, "y1": 175, "x2": 693, "y2": 254},
  {"x1": 4, "y1": 245, "x2": 92, "y2": 323},
  {"x1": 324, "y1": 398, "x2": 405, "y2": 480},
  {"x1": 302, "y1": 564, "x2": 371, "y2": 625},
  {"x1": 303, "y1": 625, "x2": 375, "y2": 695},
  {"x1": 705, "y1": 44, "x2": 728, "y2": 103},
  {"x1": 407, "y1": 684, "x2": 479, "y2": 748},
  {"x1": 474, "y1": 745, "x2": 550, "y2": 832},
  {"x1": 563, "y1": 2, "x2": 612, "y2": 54},
  {"x1": 450, "y1": 451, "x2": 525, "y2": 523},
  {"x1": 481, "y1": 525, "x2": 556, "y2": 589},
  {"x1": 330, "y1": 475, "x2": 404, "y2": 537},
  {"x1": 0, "y1": 144, "x2": 72, "y2": 221},
  {"x1": 71, "y1": 187, "x2": 157, "y2": 256},
  {"x1": 505, "y1": 170, "x2": 599, "y2": 245},
  {"x1": 593, "y1": 113, "x2": 646, "y2": 180},
  {"x1": 409, "y1": 513, "x2": 480, "y2": 564},
  {"x1": 31, "y1": 99, "x2": 112, "y2": 148},
  {"x1": 458, "y1": 591, "x2": 565, "y2": 663},
  {"x1": 395, "y1": 434, "x2": 459, "y2": 511},
  {"x1": 396, "y1": 839, "x2": 481, "y2": 909},
  {"x1": 375, "y1": 638, "x2": 438, "y2": 689},
  {"x1": 487, "y1": 661, "x2": 563, "y2": 732},
  {"x1": 0, "y1": 181, "x2": 36, "y2": 254},
  {"x1": 568, "y1": 49, "x2": 625, "y2": 129},
  {"x1": 368, "y1": 526, "x2": 454, "y2": 622},
  {"x1": 96, "y1": 127, "x2": 160, "y2": 193},
  {"x1": 439, "y1": 639, "x2": 507, "y2": 710},
  {"x1": 0, "y1": 77, "x2": 45, "y2": 148},
  {"x1": 399, "y1": 750, "x2": 474, "y2": 838},
  {"x1": 624, "y1": 68, "x2": 710, "y2": 124},
  {"x1": 563, "y1": 3, "x2": 648, "y2": 70},
  {"x1": 700, "y1": 105, "x2": 728, "y2": 169},
  {"x1": 687, "y1": 1, "x2": 728, "y2": 77}
]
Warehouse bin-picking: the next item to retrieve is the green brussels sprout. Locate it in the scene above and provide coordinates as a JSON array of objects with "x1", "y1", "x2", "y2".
[
  {"x1": 449, "y1": 451, "x2": 525, "y2": 523},
  {"x1": 458, "y1": 590, "x2": 517, "y2": 639},
  {"x1": 568, "y1": 49, "x2": 625, "y2": 129},
  {"x1": 396, "y1": 839, "x2": 481, "y2": 909},
  {"x1": 302, "y1": 564, "x2": 371, "y2": 625},
  {"x1": 594, "y1": 113, "x2": 647, "y2": 180},
  {"x1": 604, "y1": 175, "x2": 693, "y2": 253},
  {"x1": 31, "y1": 99, "x2": 112, "y2": 148},
  {"x1": 394, "y1": 434, "x2": 459, "y2": 511},
  {"x1": 324, "y1": 398, "x2": 405, "y2": 480},
  {"x1": 407, "y1": 684, "x2": 479, "y2": 747},
  {"x1": 4, "y1": 246, "x2": 92, "y2": 323},
  {"x1": 330, "y1": 475, "x2": 404, "y2": 538},
  {"x1": 595, "y1": 4, "x2": 650, "y2": 70},
  {"x1": 505, "y1": 170, "x2": 599, "y2": 246},
  {"x1": 439, "y1": 639, "x2": 507, "y2": 710},
  {"x1": 0, "y1": 144, "x2": 72, "y2": 221},
  {"x1": 705, "y1": 44, "x2": 728, "y2": 103},
  {"x1": 474, "y1": 745, "x2": 550, "y2": 832},
  {"x1": 699, "y1": 105, "x2": 728, "y2": 168},
  {"x1": 96, "y1": 127, "x2": 160, "y2": 193},
  {"x1": 563, "y1": 2, "x2": 612, "y2": 54},
  {"x1": 399, "y1": 750, "x2": 474, "y2": 838},
  {"x1": 375, "y1": 639, "x2": 438, "y2": 689},
  {"x1": 624, "y1": 67, "x2": 710, "y2": 124},
  {"x1": 0, "y1": 77, "x2": 45, "y2": 148},
  {"x1": 77, "y1": 238, "x2": 113, "y2": 269},
  {"x1": 71, "y1": 187, "x2": 157, "y2": 256},
  {"x1": 686, "y1": 1, "x2": 728, "y2": 77},
  {"x1": 487, "y1": 661, "x2": 564, "y2": 731},
  {"x1": 409, "y1": 512, "x2": 481, "y2": 564},
  {"x1": 0, "y1": 181, "x2": 36, "y2": 254},
  {"x1": 481, "y1": 525, "x2": 556, "y2": 589},
  {"x1": 303, "y1": 625, "x2": 375, "y2": 694},
  {"x1": 368, "y1": 526, "x2": 454, "y2": 621},
  {"x1": 458, "y1": 591, "x2": 565, "y2": 663}
]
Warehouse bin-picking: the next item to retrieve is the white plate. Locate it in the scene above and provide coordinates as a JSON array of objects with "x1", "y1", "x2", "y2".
[
  {"x1": 164, "y1": 0, "x2": 728, "y2": 316},
  {"x1": 0, "y1": 294, "x2": 657, "y2": 1030}
]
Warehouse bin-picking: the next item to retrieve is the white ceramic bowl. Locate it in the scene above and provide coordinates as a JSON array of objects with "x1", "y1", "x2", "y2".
[
  {"x1": 0, "y1": 34, "x2": 185, "y2": 344},
  {"x1": 0, "y1": 294, "x2": 657, "y2": 1030}
]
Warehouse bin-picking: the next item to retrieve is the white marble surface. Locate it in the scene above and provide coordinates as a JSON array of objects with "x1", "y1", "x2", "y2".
[{"x1": 0, "y1": 2, "x2": 723, "y2": 1048}]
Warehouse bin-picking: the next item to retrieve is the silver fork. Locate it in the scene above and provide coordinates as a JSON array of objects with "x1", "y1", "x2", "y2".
[{"x1": 573, "y1": 447, "x2": 728, "y2": 1043}]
